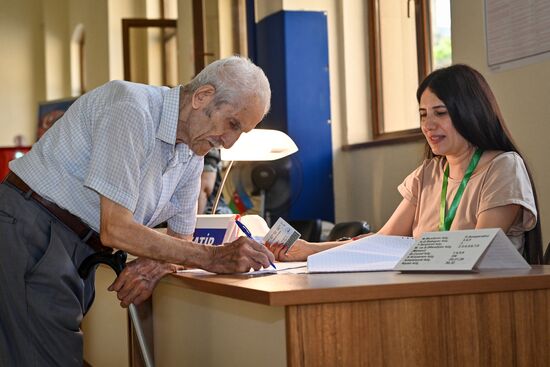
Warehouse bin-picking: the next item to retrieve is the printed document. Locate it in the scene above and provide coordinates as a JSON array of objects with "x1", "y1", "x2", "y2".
[{"x1": 394, "y1": 228, "x2": 530, "y2": 272}]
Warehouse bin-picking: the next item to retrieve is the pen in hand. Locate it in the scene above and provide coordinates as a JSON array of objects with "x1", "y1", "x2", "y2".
[{"x1": 235, "y1": 219, "x2": 277, "y2": 269}]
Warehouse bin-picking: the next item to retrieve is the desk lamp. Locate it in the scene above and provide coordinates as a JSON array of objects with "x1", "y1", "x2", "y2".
[{"x1": 211, "y1": 129, "x2": 298, "y2": 214}]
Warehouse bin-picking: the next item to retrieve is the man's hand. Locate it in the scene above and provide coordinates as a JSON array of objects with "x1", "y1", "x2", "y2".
[
  {"x1": 202, "y1": 236, "x2": 276, "y2": 274},
  {"x1": 108, "y1": 258, "x2": 181, "y2": 308}
]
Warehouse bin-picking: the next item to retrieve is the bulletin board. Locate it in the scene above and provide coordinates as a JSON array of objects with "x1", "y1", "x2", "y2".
[{"x1": 485, "y1": 0, "x2": 550, "y2": 70}]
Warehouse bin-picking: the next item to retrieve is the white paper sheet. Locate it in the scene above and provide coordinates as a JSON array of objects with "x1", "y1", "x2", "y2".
[{"x1": 307, "y1": 235, "x2": 414, "y2": 273}]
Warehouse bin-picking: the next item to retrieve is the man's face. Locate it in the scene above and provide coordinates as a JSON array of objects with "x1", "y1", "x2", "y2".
[{"x1": 183, "y1": 86, "x2": 265, "y2": 156}]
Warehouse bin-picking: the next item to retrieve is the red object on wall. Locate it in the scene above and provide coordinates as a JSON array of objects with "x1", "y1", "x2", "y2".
[{"x1": 0, "y1": 147, "x2": 31, "y2": 181}]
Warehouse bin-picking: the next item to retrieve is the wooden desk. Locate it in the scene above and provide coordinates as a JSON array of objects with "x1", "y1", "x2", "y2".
[{"x1": 152, "y1": 266, "x2": 550, "y2": 367}]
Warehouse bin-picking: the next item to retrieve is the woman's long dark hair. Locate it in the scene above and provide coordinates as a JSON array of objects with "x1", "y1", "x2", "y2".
[{"x1": 416, "y1": 64, "x2": 542, "y2": 264}]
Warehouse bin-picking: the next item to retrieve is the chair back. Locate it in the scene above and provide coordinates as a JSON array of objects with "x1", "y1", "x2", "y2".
[
  {"x1": 327, "y1": 221, "x2": 370, "y2": 242},
  {"x1": 288, "y1": 219, "x2": 323, "y2": 242},
  {"x1": 523, "y1": 224, "x2": 543, "y2": 264}
]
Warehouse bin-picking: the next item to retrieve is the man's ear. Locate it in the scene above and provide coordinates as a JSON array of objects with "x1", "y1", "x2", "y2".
[{"x1": 192, "y1": 84, "x2": 216, "y2": 109}]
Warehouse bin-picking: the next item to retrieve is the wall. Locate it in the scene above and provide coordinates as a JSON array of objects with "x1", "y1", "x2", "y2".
[
  {"x1": 259, "y1": 0, "x2": 550, "y2": 255},
  {"x1": 43, "y1": 0, "x2": 71, "y2": 100},
  {"x1": 0, "y1": 0, "x2": 46, "y2": 145},
  {"x1": 255, "y1": 0, "x2": 351, "y2": 223},
  {"x1": 0, "y1": 0, "x2": 148, "y2": 147},
  {"x1": 254, "y1": 0, "x2": 422, "y2": 230},
  {"x1": 0, "y1": 0, "x2": 547, "y2": 249},
  {"x1": 107, "y1": 0, "x2": 147, "y2": 82},
  {"x1": 178, "y1": 0, "x2": 196, "y2": 83},
  {"x1": 344, "y1": 0, "x2": 550, "y2": 252},
  {"x1": 452, "y1": 0, "x2": 550, "y2": 249},
  {"x1": 67, "y1": 0, "x2": 110, "y2": 91}
]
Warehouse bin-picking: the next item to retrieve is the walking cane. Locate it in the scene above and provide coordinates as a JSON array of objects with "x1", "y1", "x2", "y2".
[{"x1": 79, "y1": 250, "x2": 154, "y2": 367}]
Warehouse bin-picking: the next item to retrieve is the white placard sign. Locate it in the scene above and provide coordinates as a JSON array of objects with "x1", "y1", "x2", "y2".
[{"x1": 394, "y1": 228, "x2": 530, "y2": 272}]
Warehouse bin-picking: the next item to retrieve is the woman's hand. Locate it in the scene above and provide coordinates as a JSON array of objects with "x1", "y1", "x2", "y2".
[{"x1": 265, "y1": 239, "x2": 319, "y2": 261}]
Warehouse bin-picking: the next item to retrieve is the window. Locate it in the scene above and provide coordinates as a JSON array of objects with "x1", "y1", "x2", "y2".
[
  {"x1": 194, "y1": 0, "x2": 249, "y2": 69},
  {"x1": 430, "y1": 0, "x2": 452, "y2": 69},
  {"x1": 121, "y1": 0, "x2": 179, "y2": 86},
  {"x1": 366, "y1": 0, "x2": 452, "y2": 144},
  {"x1": 122, "y1": 19, "x2": 178, "y2": 86}
]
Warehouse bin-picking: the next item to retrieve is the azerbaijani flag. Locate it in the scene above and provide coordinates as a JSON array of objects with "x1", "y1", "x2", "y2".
[{"x1": 229, "y1": 184, "x2": 253, "y2": 214}]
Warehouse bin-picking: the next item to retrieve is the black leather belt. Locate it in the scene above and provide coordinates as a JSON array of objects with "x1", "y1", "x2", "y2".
[{"x1": 4, "y1": 172, "x2": 111, "y2": 254}]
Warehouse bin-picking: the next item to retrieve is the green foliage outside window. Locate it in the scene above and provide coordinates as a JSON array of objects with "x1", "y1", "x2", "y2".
[{"x1": 433, "y1": 35, "x2": 452, "y2": 69}]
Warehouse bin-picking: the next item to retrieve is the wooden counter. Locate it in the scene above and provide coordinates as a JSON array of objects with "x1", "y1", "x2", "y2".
[{"x1": 148, "y1": 266, "x2": 550, "y2": 367}]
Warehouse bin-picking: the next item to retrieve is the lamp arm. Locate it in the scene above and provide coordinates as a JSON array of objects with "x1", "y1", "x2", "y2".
[{"x1": 211, "y1": 160, "x2": 234, "y2": 214}]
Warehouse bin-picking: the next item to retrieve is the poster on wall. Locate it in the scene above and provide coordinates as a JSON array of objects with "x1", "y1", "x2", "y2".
[
  {"x1": 0, "y1": 97, "x2": 78, "y2": 180},
  {"x1": 37, "y1": 97, "x2": 77, "y2": 140}
]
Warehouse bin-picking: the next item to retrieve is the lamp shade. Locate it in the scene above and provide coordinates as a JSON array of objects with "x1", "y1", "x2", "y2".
[
  {"x1": 212, "y1": 129, "x2": 298, "y2": 215},
  {"x1": 220, "y1": 129, "x2": 298, "y2": 162}
]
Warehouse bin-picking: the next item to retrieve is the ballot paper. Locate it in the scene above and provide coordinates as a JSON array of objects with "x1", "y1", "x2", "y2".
[
  {"x1": 394, "y1": 228, "x2": 530, "y2": 272},
  {"x1": 262, "y1": 217, "x2": 301, "y2": 251},
  {"x1": 307, "y1": 235, "x2": 415, "y2": 273},
  {"x1": 176, "y1": 261, "x2": 307, "y2": 275}
]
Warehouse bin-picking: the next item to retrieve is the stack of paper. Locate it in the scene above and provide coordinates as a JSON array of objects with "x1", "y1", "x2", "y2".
[{"x1": 307, "y1": 235, "x2": 415, "y2": 273}]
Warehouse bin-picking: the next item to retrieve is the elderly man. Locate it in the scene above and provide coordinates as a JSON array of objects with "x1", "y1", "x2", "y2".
[{"x1": 0, "y1": 56, "x2": 274, "y2": 366}]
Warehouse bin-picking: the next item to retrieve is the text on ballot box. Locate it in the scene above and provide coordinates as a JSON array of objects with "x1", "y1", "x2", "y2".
[{"x1": 193, "y1": 214, "x2": 238, "y2": 245}]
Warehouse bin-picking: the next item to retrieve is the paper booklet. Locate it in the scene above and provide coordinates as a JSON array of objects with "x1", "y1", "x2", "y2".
[
  {"x1": 394, "y1": 228, "x2": 530, "y2": 272},
  {"x1": 307, "y1": 235, "x2": 415, "y2": 273}
]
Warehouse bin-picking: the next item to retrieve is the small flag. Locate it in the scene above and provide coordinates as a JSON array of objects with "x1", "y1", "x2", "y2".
[{"x1": 229, "y1": 185, "x2": 253, "y2": 214}]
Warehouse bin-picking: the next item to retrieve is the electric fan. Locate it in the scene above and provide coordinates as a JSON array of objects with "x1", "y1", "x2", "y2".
[{"x1": 250, "y1": 155, "x2": 303, "y2": 226}]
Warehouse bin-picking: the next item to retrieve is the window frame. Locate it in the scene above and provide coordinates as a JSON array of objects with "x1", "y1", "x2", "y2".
[
  {"x1": 343, "y1": 0, "x2": 433, "y2": 151},
  {"x1": 122, "y1": 18, "x2": 179, "y2": 85}
]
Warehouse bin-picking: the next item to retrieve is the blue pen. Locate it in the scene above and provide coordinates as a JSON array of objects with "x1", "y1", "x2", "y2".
[{"x1": 235, "y1": 219, "x2": 277, "y2": 269}]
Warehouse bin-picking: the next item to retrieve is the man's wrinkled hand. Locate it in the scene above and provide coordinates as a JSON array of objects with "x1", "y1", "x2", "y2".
[
  {"x1": 204, "y1": 236, "x2": 276, "y2": 274},
  {"x1": 107, "y1": 258, "x2": 179, "y2": 308}
]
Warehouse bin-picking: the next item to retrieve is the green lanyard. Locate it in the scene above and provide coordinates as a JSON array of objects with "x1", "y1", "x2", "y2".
[{"x1": 439, "y1": 148, "x2": 483, "y2": 231}]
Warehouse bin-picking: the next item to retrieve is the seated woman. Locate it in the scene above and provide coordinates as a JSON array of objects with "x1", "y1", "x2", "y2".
[{"x1": 268, "y1": 64, "x2": 541, "y2": 262}]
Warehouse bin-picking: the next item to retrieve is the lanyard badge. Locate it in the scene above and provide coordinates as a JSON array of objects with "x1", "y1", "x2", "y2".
[{"x1": 439, "y1": 148, "x2": 483, "y2": 231}]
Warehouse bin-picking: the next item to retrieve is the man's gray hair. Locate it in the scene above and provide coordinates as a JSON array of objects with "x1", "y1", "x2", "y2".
[{"x1": 183, "y1": 55, "x2": 271, "y2": 117}]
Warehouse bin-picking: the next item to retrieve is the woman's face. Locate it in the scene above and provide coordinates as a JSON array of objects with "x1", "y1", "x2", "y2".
[{"x1": 419, "y1": 88, "x2": 470, "y2": 157}]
